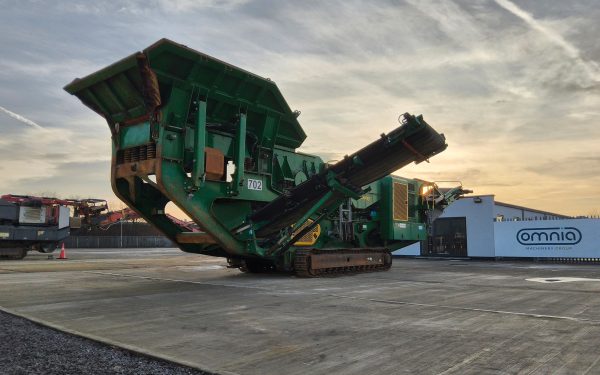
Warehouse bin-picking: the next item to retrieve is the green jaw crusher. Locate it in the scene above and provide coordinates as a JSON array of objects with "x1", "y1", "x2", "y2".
[{"x1": 64, "y1": 39, "x2": 464, "y2": 276}]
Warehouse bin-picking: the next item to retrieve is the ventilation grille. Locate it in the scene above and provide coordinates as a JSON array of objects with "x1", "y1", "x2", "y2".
[
  {"x1": 117, "y1": 143, "x2": 156, "y2": 164},
  {"x1": 393, "y1": 182, "x2": 409, "y2": 221}
]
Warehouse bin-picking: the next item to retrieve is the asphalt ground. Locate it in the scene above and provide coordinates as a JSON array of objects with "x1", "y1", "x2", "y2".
[{"x1": 1, "y1": 248, "x2": 600, "y2": 374}]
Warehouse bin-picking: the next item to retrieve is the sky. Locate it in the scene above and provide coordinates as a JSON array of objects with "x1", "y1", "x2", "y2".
[{"x1": 0, "y1": 0, "x2": 598, "y2": 216}]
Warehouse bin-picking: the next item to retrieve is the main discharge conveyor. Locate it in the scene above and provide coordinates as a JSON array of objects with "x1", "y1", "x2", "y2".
[{"x1": 65, "y1": 39, "x2": 460, "y2": 276}]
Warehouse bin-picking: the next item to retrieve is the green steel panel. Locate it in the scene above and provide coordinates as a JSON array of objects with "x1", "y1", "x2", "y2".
[
  {"x1": 120, "y1": 122, "x2": 150, "y2": 148},
  {"x1": 65, "y1": 38, "x2": 306, "y2": 149}
]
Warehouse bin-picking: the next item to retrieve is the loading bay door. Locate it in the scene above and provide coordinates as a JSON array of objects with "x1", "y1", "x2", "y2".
[{"x1": 426, "y1": 217, "x2": 468, "y2": 257}]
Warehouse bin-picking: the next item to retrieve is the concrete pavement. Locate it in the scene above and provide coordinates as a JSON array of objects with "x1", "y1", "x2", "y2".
[{"x1": 1, "y1": 248, "x2": 600, "y2": 374}]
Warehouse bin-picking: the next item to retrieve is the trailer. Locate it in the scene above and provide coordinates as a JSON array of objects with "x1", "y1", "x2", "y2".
[
  {"x1": 0, "y1": 195, "x2": 108, "y2": 259},
  {"x1": 0, "y1": 196, "x2": 71, "y2": 259}
]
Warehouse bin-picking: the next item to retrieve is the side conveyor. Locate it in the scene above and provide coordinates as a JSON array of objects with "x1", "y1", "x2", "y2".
[{"x1": 251, "y1": 113, "x2": 447, "y2": 236}]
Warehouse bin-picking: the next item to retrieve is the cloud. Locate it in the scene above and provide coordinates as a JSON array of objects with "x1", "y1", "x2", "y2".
[
  {"x1": 0, "y1": 121, "x2": 110, "y2": 197},
  {"x1": 155, "y1": 0, "x2": 250, "y2": 12},
  {"x1": 0, "y1": 105, "x2": 44, "y2": 130},
  {"x1": 8, "y1": 160, "x2": 111, "y2": 199},
  {"x1": 0, "y1": 0, "x2": 598, "y2": 216},
  {"x1": 526, "y1": 155, "x2": 600, "y2": 179},
  {"x1": 51, "y1": 0, "x2": 250, "y2": 15},
  {"x1": 494, "y1": 0, "x2": 600, "y2": 83}
]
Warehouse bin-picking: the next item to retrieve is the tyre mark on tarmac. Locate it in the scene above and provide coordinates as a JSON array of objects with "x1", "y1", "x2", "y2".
[
  {"x1": 86, "y1": 271, "x2": 272, "y2": 290},
  {"x1": 582, "y1": 351, "x2": 600, "y2": 375},
  {"x1": 86, "y1": 271, "x2": 600, "y2": 326}
]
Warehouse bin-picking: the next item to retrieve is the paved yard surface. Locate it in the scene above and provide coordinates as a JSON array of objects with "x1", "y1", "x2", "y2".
[{"x1": 1, "y1": 248, "x2": 600, "y2": 375}]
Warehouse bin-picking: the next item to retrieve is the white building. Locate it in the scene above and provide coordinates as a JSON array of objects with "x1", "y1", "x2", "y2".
[{"x1": 394, "y1": 195, "x2": 600, "y2": 259}]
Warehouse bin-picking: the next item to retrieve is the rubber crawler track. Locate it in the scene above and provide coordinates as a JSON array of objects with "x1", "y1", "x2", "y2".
[{"x1": 294, "y1": 248, "x2": 392, "y2": 277}]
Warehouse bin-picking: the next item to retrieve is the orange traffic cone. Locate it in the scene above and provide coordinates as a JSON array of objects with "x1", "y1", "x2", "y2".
[{"x1": 58, "y1": 243, "x2": 68, "y2": 260}]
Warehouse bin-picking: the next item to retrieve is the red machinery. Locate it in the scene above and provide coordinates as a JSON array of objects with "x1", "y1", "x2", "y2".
[
  {"x1": 1, "y1": 194, "x2": 108, "y2": 227},
  {"x1": 0, "y1": 194, "x2": 197, "y2": 259}
]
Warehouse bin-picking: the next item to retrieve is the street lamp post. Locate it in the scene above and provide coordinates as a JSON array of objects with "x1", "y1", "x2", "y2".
[{"x1": 120, "y1": 209, "x2": 123, "y2": 248}]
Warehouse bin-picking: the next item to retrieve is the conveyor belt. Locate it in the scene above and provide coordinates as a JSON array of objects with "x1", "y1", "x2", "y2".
[{"x1": 251, "y1": 113, "x2": 447, "y2": 236}]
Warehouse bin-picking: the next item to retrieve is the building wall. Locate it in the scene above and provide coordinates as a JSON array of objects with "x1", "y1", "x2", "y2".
[
  {"x1": 438, "y1": 196, "x2": 495, "y2": 257},
  {"x1": 391, "y1": 195, "x2": 599, "y2": 259},
  {"x1": 494, "y1": 219, "x2": 600, "y2": 258},
  {"x1": 392, "y1": 242, "x2": 421, "y2": 256},
  {"x1": 393, "y1": 196, "x2": 497, "y2": 257}
]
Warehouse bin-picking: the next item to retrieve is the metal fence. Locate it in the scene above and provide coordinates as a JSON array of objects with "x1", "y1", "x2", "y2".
[
  {"x1": 64, "y1": 236, "x2": 174, "y2": 248},
  {"x1": 494, "y1": 215, "x2": 600, "y2": 222}
]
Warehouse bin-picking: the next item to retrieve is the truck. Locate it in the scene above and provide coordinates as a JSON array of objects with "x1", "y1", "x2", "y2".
[
  {"x1": 0, "y1": 195, "x2": 107, "y2": 259},
  {"x1": 0, "y1": 193, "x2": 201, "y2": 259},
  {"x1": 64, "y1": 39, "x2": 468, "y2": 276}
]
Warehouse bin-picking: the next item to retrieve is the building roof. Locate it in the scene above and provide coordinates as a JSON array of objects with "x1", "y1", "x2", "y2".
[{"x1": 494, "y1": 200, "x2": 569, "y2": 218}]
